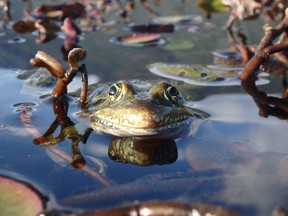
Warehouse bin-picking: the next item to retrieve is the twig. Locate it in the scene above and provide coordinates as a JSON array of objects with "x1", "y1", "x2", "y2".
[{"x1": 241, "y1": 9, "x2": 288, "y2": 80}]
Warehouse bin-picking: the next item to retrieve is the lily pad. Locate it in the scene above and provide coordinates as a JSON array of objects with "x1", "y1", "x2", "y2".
[
  {"x1": 109, "y1": 33, "x2": 165, "y2": 47},
  {"x1": 147, "y1": 62, "x2": 269, "y2": 86},
  {"x1": 151, "y1": 15, "x2": 203, "y2": 26},
  {"x1": 0, "y1": 175, "x2": 45, "y2": 216},
  {"x1": 163, "y1": 39, "x2": 194, "y2": 50},
  {"x1": 32, "y1": 10, "x2": 63, "y2": 21},
  {"x1": 211, "y1": 51, "x2": 243, "y2": 65}
]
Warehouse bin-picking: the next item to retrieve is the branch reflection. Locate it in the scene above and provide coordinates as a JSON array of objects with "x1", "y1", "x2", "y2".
[
  {"x1": 242, "y1": 78, "x2": 288, "y2": 119},
  {"x1": 33, "y1": 97, "x2": 92, "y2": 169}
]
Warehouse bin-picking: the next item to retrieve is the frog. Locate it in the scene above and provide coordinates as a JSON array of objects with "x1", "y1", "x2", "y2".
[{"x1": 84, "y1": 79, "x2": 209, "y2": 139}]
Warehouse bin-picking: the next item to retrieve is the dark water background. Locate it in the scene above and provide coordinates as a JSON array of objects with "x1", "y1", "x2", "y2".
[{"x1": 0, "y1": 1, "x2": 288, "y2": 215}]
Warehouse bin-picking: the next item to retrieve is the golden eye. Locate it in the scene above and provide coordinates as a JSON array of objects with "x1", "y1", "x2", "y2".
[
  {"x1": 167, "y1": 85, "x2": 178, "y2": 97},
  {"x1": 164, "y1": 85, "x2": 179, "y2": 103}
]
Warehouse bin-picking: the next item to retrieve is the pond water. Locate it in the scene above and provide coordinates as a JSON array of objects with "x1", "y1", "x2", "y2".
[{"x1": 0, "y1": 1, "x2": 288, "y2": 216}]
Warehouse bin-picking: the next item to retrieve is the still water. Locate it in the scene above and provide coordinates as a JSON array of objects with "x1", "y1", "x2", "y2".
[{"x1": 0, "y1": 1, "x2": 288, "y2": 215}]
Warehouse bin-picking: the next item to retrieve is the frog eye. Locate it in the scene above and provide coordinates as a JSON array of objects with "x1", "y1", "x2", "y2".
[
  {"x1": 107, "y1": 82, "x2": 123, "y2": 101},
  {"x1": 167, "y1": 86, "x2": 178, "y2": 97},
  {"x1": 108, "y1": 85, "x2": 118, "y2": 96},
  {"x1": 164, "y1": 85, "x2": 179, "y2": 103}
]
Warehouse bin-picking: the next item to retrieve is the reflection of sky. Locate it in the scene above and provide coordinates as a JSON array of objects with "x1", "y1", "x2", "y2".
[
  {"x1": 191, "y1": 94, "x2": 288, "y2": 215},
  {"x1": 195, "y1": 93, "x2": 288, "y2": 153}
]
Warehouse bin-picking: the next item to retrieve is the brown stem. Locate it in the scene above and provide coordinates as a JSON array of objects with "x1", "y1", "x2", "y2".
[
  {"x1": 30, "y1": 51, "x2": 65, "y2": 79},
  {"x1": 52, "y1": 79, "x2": 68, "y2": 97},
  {"x1": 79, "y1": 64, "x2": 88, "y2": 110},
  {"x1": 239, "y1": 56, "x2": 261, "y2": 81},
  {"x1": 283, "y1": 74, "x2": 288, "y2": 100},
  {"x1": 264, "y1": 43, "x2": 288, "y2": 55},
  {"x1": 68, "y1": 48, "x2": 85, "y2": 70}
]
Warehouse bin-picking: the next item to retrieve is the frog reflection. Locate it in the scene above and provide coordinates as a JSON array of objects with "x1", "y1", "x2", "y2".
[
  {"x1": 32, "y1": 97, "x2": 90, "y2": 169},
  {"x1": 108, "y1": 137, "x2": 178, "y2": 166}
]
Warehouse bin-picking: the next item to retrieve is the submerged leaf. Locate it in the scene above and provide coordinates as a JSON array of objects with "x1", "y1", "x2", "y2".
[{"x1": 0, "y1": 175, "x2": 45, "y2": 216}]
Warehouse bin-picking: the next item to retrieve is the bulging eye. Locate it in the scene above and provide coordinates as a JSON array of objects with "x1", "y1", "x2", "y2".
[
  {"x1": 164, "y1": 84, "x2": 179, "y2": 103},
  {"x1": 107, "y1": 82, "x2": 122, "y2": 101},
  {"x1": 167, "y1": 86, "x2": 178, "y2": 97},
  {"x1": 108, "y1": 84, "x2": 118, "y2": 96}
]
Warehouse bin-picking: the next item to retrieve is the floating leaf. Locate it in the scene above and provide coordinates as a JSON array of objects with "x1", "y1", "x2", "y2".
[
  {"x1": 211, "y1": 51, "x2": 242, "y2": 65},
  {"x1": 211, "y1": 51, "x2": 242, "y2": 60},
  {"x1": 0, "y1": 175, "x2": 45, "y2": 216},
  {"x1": 197, "y1": 0, "x2": 230, "y2": 14},
  {"x1": 163, "y1": 39, "x2": 194, "y2": 50},
  {"x1": 151, "y1": 15, "x2": 203, "y2": 26},
  {"x1": 119, "y1": 33, "x2": 160, "y2": 44},
  {"x1": 109, "y1": 33, "x2": 165, "y2": 47},
  {"x1": 32, "y1": 10, "x2": 62, "y2": 21},
  {"x1": 46, "y1": 10, "x2": 63, "y2": 19},
  {"x1": 147, "y1": 62, "x2": 269, "y2": 86}
]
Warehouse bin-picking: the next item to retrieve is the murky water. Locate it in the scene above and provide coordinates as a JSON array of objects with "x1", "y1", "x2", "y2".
[{"x1": 0, "y1": 1, "x2": 288, "y2": 215}]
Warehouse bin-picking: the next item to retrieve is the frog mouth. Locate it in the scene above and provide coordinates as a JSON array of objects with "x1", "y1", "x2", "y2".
[{"x1": 90, "y1": 113, "x2": 194, "y2": 138}]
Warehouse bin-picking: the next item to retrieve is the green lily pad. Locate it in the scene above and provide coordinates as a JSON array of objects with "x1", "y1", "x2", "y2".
[
  {"x1": 151, "y1": 15, "x2": 203, "y2": 25},
  {"x1": 0, "y1": 175, "x2": 45, "y2": 216},
  {"x1": 147, "y1": 62, "x2": 269, "y2": 86},
  {"x1": 163, "y1": 39, "x2": 194, "y2": 50}
]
